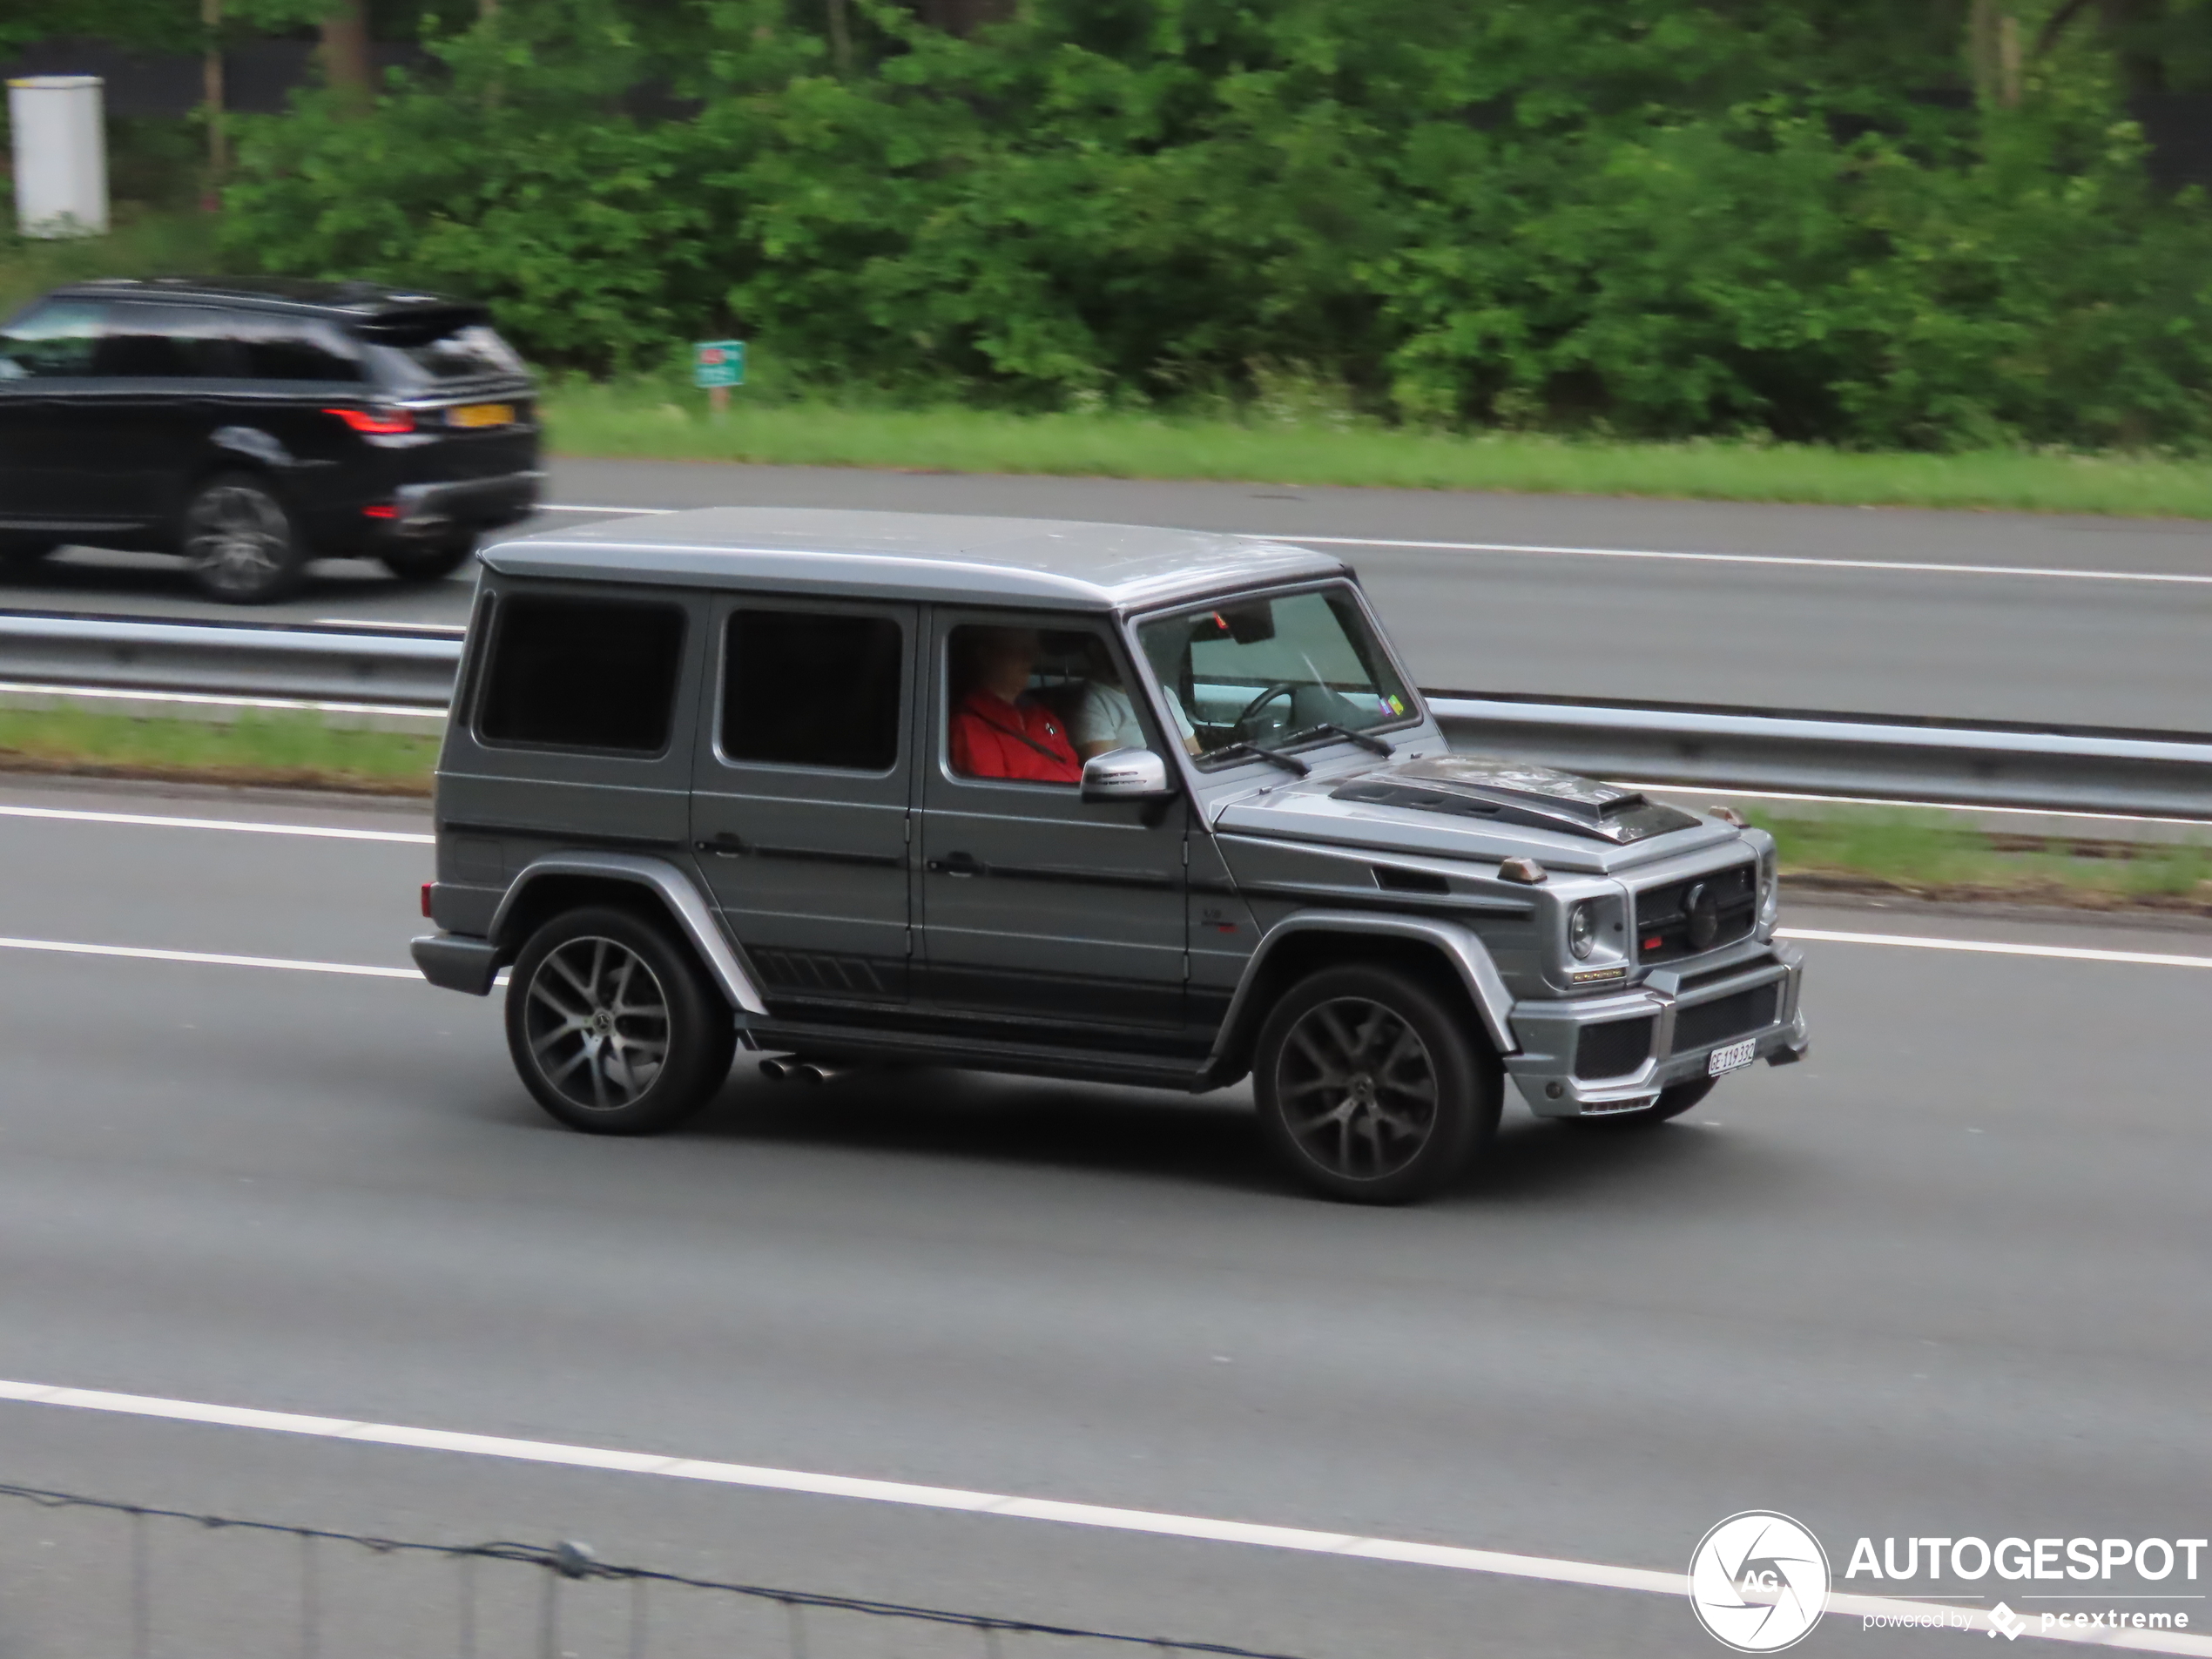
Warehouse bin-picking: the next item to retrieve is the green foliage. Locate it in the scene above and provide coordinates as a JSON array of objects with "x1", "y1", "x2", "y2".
[{"x1": 216, "y1": 0, "x2": 2212, "y2": 448}]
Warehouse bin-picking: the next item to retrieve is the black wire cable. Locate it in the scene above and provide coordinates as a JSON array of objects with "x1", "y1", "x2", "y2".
[{"x1": 0, "y1": 1481, "x2": 1318, "y2": 1659}]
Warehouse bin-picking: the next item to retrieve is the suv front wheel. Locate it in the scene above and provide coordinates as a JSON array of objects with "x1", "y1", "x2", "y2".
[
  {"x1": 504, "y1": 907, "x2": 736, "y2": 1135},
  {"x1": 1253, "y1": 963, "x2": 1501, "y2": 1204},
  {"x1": 182, "y1": 472, "x2": 308, "y2": 603}
]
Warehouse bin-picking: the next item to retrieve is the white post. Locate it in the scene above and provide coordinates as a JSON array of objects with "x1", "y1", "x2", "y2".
[{"x1": 8, "y1": 76, "x2": 111, "y2": 239}]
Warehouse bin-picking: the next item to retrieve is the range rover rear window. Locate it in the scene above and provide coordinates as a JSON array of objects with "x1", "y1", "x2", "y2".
[{"x1": 477, "y1": 596, "x2": 685, "y2": 755}]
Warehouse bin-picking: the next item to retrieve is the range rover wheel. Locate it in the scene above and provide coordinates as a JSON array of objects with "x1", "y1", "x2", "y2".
[
  {"x1": 182, "y1": 472, "x2": 307, "y2": 604},
  {"x1": 380, "y1": 534, "x2": 476, "y2": 583},
  {"x1": 1574, "y1": 1076, "x2": 1715, "y2": 1130},
  {"x1": 504, "y1": 907, "x2": 735, "y2": 1135},
  {"x1": 1253, "y1": 963, "x2": 1500, "y2": 1204}
]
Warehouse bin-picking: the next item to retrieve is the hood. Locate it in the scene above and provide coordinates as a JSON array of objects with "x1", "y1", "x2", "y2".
[
  {"x1": 1211, "y1": 752, "x2": 1727, "y2": 869},
  {"x1": 1327, "y1": 754, "x2": 1700, "y2": 844}
]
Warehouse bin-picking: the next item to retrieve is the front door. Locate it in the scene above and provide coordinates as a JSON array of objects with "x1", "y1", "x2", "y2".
[
  {"x1": 691, "y1": 597, "x2": 917, "y2": 1014},
  {"x1": 916, "y1": 610, "x2": 1189, "y2": 1037}
]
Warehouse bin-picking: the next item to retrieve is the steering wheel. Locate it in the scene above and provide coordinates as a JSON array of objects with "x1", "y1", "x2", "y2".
[{"x1": 1232, "y1": 681, "x2": 1299, "y2": 739}]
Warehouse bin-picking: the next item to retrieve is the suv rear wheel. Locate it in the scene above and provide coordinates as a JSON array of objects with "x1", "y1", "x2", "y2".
[
  {"x1": 183, "y1": 472, "x2": 307, "y2": 603},
  {"x1": 1253, "y1": 963, "x2": 1501, "y2": 1204},
  {"x1": 504, "y1": 906, "x2": 736, "y2": 1135},
  {"x1": 380, "y1": 533, "x2": 476, "y2": 583}
]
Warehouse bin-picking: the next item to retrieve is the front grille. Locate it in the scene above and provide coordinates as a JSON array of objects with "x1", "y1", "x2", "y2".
[
  {"x1": 1635, "y1": 860, "x2": 1757, "y2": 962},
  {"x1": 1673, "y1": 984, "x2": 1780, "y2": 1052},
  {"x1": 1575, "y1": 1015, "x2": 1656, "y2": 1079}
]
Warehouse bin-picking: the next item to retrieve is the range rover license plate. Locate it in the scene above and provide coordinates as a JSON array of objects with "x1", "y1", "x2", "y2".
[
  {"x1": 1708, "y1": 1037, "x2": 1757, "y2": 1077},
  {"x1": 448, "y1": 403, "x2": 514, "y2": 428}
]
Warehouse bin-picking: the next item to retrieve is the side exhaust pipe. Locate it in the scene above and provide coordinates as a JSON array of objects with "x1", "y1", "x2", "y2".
[{"x1": 759, "y1": 1057, "x2": 847, "y2": 1085}]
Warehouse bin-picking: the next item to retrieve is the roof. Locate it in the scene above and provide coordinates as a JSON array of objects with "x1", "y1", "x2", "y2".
[
  {"x1": 480, "y1": 507, "x2": 1352, "y2": 611},
  {"x1": 48, "y1": 278, "x2": 482, "y2": 321}
]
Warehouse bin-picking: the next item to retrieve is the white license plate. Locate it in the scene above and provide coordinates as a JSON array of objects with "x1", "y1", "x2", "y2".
[{"x1": 1708, "y1": 1038, "x2": 1757, "y2": 1077}]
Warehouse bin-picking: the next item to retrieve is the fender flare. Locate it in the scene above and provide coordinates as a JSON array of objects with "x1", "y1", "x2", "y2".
[
  {"x1": 490, "y1": 853, "x2": 769, "y2": 1016},
  {"x1": 1207, "y1": 910, "x2": 1519, "y2": 1072}
]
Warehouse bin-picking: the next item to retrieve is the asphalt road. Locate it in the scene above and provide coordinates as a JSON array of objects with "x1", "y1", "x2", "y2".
[
  {"x1": 2, "y1": 773, "x2": 2209, "y2": 1657},
  {"x1": 4, "y1": 457, "x2": 2209, "y2": 732}
]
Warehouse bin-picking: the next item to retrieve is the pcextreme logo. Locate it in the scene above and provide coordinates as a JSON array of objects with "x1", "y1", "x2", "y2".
[{"x1": 1690, "y1": 1511, "x2": 1832, "y2": 1653}]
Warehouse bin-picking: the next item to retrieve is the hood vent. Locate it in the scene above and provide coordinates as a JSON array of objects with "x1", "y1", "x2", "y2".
[{"x1": 1330, "y1": 755, "x2": 1701, "y2": 845}]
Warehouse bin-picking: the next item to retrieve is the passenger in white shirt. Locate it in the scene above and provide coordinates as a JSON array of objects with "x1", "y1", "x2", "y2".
[{"x1": 1070, "y1": 650, "x2": 1198, "y2": 760}]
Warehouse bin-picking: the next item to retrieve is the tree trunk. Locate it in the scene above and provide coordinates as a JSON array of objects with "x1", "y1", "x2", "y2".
[
  {"x1": 321, "y1": 0, "x2": 374, "y2": 112},
  {"x1": 201, "y1": 0, "x2": 226, "y2": 199}
]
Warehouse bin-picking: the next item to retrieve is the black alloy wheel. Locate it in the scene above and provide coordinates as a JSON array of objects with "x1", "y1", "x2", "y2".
[
  {"x1": 1571, "y1": 1076, "x2": 1716, "y2": 1130},
  {"x1": 504, "y1": 906, "x2": 735, "y2": 1135},
  {"x1": 380, "y1": 533, "x2": 477, "y2": 583},
  {"x1": 1253, "y1": 962, "x2": 1500, "y2": 1204},
  {"x1": 182, "y1": 472, "x2": 308, "y2": 604}
]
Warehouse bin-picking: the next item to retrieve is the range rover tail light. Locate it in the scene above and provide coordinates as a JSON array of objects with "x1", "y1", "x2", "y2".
[{"x1": 325, "y1": 406, "x2": 415, "y2": 435}]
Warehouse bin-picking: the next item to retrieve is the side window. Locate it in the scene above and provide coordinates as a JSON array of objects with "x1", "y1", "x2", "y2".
[
  {"x1": 91, "y1": 302, "x2": 247, "y2": 378},
  {"x1": 477, "y1": 595, "x2": 686, "y2": 755},
  {"x1": 237, "y1": 315, "x2": 365, "y2": 382},
  {"x1": 943, "y1": 620, "x2": 1116, "y2": 786},
  {"x1": 0, "y1": 300, "x2": 105, "y2": 378},
  {"x1": 721, "y1": 609, "x2": 903, "y2": 772}
]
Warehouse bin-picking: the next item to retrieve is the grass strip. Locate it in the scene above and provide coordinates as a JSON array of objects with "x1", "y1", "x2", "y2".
[
  {"x1": 544, "y1": 379, "x2": 2212, "y2": 519},
  {"x1": 0, "y1": 706, "x2": 436, "y2": 796},
  {"x1": 1754, "y1": 809, "x2": 2212, "y2": 914}
]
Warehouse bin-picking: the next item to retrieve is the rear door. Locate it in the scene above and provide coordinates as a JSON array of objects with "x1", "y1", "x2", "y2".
[{"x1": 689, "y1": 597, "x2": 917, "y2": 1013}]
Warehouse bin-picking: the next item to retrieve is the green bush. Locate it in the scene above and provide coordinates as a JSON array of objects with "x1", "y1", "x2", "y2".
[{"x1": 219, "y1": 0, "x2": 2212, "y2": 449}]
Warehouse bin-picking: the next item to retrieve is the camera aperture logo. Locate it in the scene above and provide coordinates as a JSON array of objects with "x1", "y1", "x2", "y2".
[{"x1": 1691, "y1": 1511, "x2": 1832, "y2": 1652}]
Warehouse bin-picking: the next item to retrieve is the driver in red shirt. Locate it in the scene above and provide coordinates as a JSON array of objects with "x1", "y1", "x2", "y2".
[{"x1": 949, "y1": 626, "x2": 1082, "y2": 784}]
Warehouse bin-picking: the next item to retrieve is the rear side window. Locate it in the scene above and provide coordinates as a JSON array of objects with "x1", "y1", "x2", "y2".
[
  {"x1": 477, "y1": 596, "x2": 685, "y2": 755},
  {"x1": 0, "y1": 300, "x2": 105, "y2": 378},
  {"x1": 720, "y1": 610, "x2": 903, "y2": 771},
  {"x1": 233, "y1": 314, "x2": 364, "y2": 382}
]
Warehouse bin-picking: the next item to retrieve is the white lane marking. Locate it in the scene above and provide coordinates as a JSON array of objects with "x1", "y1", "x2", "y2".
[
  {"x1": 1779, "y1": 927, "x2": 2212, "y2": 969},
  {"x1": 1638, "y1": 785, "x2": 2212, "y2": 831},
  {"x1": 307, "y1": 619, "x2": 468, "y2": 633},
  {"x1": 0, "y1": 937, "x2": 418, "y2": 979},
  {"x1": 0, "y1": 1380, "x2": 2199, "y2": 1652},
  {"x1": 0, "y1": 805, "x2": 432, "y2": 844},
  {"x1": 534, "y1": 504, "x2": 2209, "y2": 584},
  {"x1": 1286, "y1": 534, "x2": 2212, "y2": 586}
]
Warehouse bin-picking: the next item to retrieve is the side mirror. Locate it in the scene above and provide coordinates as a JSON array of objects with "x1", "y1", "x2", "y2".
[{"x1": 1081, "y1": 747, "x2": 1174, "y2": 802}]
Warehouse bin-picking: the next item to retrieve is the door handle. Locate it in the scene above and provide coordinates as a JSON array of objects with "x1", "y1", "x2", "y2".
[
  {"x1": 927, "y1": 851, "x2": 983, "y2": 877},
  {"x1": 694, "y1": 832, "x2": 748, "y2": 857}
]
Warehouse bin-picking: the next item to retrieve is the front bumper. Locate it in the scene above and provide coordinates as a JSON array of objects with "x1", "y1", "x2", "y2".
[
  {"x1": 1503, "y1": 939, "x2": 1807, "y2": 1117},
  {"x1": 384, "y1": 470, "x2": 544, "y2": 539}
]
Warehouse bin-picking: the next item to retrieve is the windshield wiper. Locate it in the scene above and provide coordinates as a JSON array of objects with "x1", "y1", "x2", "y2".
[
  {"x1": 1203, "y1": 741, "x2": 1311, "y2": 778},
  {"x1": 1285, "y1": 722, "x2": 1396, "y2": 756}
]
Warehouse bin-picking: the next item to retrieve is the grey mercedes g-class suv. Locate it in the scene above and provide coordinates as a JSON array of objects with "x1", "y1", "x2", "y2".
[{"x1": 412, "y1": 507, "x2": 1806, "y2": 1203}]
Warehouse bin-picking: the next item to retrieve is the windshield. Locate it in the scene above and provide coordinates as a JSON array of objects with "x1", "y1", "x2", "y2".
[{"x1": 1136, "y1": 587, "x2": 1416, "y2": 768}]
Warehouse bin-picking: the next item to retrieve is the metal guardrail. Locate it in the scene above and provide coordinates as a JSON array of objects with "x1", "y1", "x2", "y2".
[
  {"x1": 4, "y1": 610, "x2": 2210, "y2": 819},
  {"x1": 0, "y1": 610, "x2": 464, "y2": 706}
]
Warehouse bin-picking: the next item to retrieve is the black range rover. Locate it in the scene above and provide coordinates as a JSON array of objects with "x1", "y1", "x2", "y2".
[{"x1": 0, "y1": 278, "x2": 542, "y2": 603}]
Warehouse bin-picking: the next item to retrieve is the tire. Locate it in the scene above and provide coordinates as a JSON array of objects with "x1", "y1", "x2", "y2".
[
  {"x1": 380, "y1": 534, "x2": 476, "y2": 583},
  {"x1": 1572, "y1": 1076, "x2": 1716, "y2": 1130},
  {"x1": 1252, "y1": 963, "x2": 1501, "y2": 1204},
  {"x1": 181, "y1": 471, "x2": 308, "y2": 603},
  {"x1": 503, "y1": 906, "x2": 736, "y2": 1136}
]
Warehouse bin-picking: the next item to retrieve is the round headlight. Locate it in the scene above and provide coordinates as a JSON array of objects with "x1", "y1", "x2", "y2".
[{"x1": 1568, "y1": 900, "x2": 1596, "y2": 960}]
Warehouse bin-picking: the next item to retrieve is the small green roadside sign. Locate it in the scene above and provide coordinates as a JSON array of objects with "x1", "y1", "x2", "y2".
[{"x1": 693, "y1": 340, "x2": 746, "y2": 388}]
